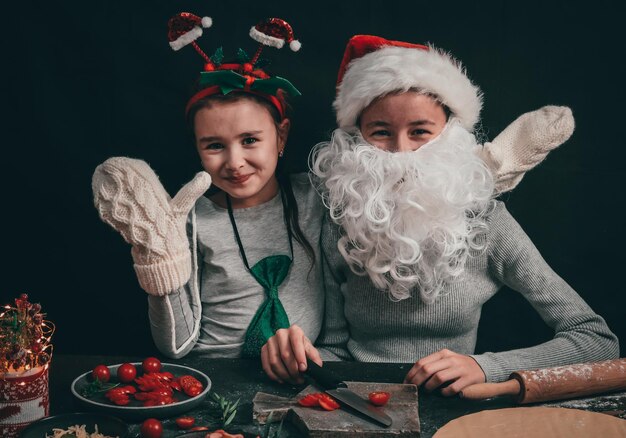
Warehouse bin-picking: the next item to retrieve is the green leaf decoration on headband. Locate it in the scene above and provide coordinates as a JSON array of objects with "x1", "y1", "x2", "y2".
[
  {"x1": 199, "y1": 70, "x2": 246, "y2": 88},
  {"x1": 236, "y1": 48, "x2": 250, "y2": 63},
  {"x1": 252, "y1": 76, "x2": 301, "y2": 97},
  {"x1": 199, "y1": 71, "x2": 302, "y2": 97},
  {"x1": 210, "y1": 47, "x2": 224, "y2": 66}
]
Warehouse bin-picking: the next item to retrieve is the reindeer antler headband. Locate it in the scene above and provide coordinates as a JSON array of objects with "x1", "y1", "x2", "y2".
[{"x1": 167, "y1": 13, "x2": 302, "y2": 119}]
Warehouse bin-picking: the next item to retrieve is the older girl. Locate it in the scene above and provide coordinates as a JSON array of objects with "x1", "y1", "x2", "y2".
[{"x1": 261, "y1": 35, "x2": 617, "y2": 391}]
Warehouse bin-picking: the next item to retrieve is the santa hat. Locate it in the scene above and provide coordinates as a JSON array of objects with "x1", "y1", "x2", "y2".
[
  {"x1": 250, "y1": 18, "x2": 301, "y2": 52},
  {"x1": 167, "y1": 12, "x2": 213, "y2": 51},
  {"x1": 334, "y1": 35, "x2": 482, "y2": 131}
]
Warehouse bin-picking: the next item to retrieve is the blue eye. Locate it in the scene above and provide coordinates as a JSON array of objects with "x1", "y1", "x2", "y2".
[
  {"x1": 242, "y1": 137, "x2": 258, "y2": 145},
  {"x1": 206, "y1": 143, "x2": 223, "y2": 150},
  {"x1": 371, "y1": 130, "x2": 391, "y2": 137},
  {"x1": 412, "y1": 129, "x2": 430, "y2": 136}
]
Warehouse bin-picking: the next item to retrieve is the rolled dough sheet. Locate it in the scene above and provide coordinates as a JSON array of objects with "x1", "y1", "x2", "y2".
[{"x1": 433, "y1": 407, "x2": 626, "y2": 437}]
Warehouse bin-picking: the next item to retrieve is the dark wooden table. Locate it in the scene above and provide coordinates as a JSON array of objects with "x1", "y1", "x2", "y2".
[{"x1": 49, "y1": 354, "x2": 626, "y2": 437}]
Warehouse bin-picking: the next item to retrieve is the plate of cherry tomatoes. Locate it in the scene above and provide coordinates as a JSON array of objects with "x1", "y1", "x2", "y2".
[{"x1": 71, "y1": 357, "x2": 211, "y2": 421}]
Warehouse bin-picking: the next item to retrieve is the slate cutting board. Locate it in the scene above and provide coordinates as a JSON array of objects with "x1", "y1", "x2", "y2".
[{"x1": 253, "y1": 381, "x2": 420, "y2": 437}]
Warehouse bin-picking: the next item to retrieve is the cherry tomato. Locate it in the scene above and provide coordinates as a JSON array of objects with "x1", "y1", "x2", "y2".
[
  {"x1": 140, "y1": 418, "x2": 163, "y2": 438},
  {"x1": 178, "y1": 375, "x2": 204, "y2": 397},
  {"x1": 368, "y1": 391, "x2": 391, "y2": 406},
  {"x1": 175, "y1": 416, "x2": 195, "y2": 429},
  {"x1": 170, "y1": 379, "x2": 182, "y2": 392},
  {"x1": 117, "y1": 363, "x2": 137, "y2": 383},
  {"x1": 92, "y1": 365, "x2": 110, "y2": 383},
  {"x1": 142, "y1": 357, "x2": 162, "y2": 374},
  {"x1": 135, "y1": 374, "x2": 169, "y2": 392},
  {"x1": 317, "y1": 393, "x2": 340, "y2": 411}
]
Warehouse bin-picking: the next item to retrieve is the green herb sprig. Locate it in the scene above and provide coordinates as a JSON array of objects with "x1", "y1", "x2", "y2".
[
  {"x1": 79, "y1": 378, "x2": 119, "y2": 398},
  {"x1": 209, "y1": 392, "x2": 240, "y2": 428},
  {"x1": 262, "y1": 412, "x2": 285, "y2": 438}
]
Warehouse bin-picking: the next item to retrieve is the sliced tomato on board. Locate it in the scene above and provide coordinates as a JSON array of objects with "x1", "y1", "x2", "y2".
[
  {"x1": 298, "y1": 393, "x2": 321, "y2": 407},
  {"x1": 297, "y1": 392, "x2": 340, "y2": 411},
  {"x1": 317, "y1": 393, "x2": 340, "y2": 411}
]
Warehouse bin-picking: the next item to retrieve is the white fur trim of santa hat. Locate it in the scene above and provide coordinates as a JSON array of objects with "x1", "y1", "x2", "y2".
[
  {"x1": 334, "y1": 45, "x2": 483, "y2": 131},
  {"x1": 249, "y1": 26, "x2": 285, "y2": 49}
]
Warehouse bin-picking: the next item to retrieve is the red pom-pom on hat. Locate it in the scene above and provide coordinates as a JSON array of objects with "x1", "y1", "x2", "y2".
[
  {"x1": 168, "y1": 12, "x2": 213, "y2": 51},
  {"x1": 250, "y1": 18, "x2": 300, "y2": 51}
]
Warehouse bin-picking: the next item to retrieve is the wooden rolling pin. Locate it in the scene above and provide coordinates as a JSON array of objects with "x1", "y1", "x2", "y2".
[{"x1": 460, "y1": 358, "x2": 626, "y2": 403}]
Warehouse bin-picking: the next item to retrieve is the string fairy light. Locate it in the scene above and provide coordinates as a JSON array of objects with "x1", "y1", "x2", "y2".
[{"x1": 0, "y1": 294, "x2": 55, "y2": 375}]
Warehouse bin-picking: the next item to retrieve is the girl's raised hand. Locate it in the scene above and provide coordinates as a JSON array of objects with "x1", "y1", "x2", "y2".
[
  {"x1": 261, "y1": 324, "x2": 322, "y2": 384},
  {"x1": 403, "y1": 349, "x2": 486, "y2": 396},
  {"x1": 478, "y1": 105, "x2": 575, "y2": 195},
  {"x1": 93, "y1": 157, "x2": 211, "y2": 295}
]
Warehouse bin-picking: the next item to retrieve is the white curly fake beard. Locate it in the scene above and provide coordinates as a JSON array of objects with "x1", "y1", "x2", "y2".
[{"x1": 310, "y1": 119, "x2": 496, "y2": 302}]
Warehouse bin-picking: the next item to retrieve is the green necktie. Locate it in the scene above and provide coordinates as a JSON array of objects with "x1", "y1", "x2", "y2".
[
  {"x1": 225, "y1": 193, "x2": 293, "y2": 358},
  {"x1": 241, "y1": 254, "x2": 291, "y2": 358}
]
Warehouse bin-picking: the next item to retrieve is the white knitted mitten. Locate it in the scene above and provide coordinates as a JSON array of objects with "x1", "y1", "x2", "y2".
[
  {"x1": 479, "y1": 105, "x2": 575, "y2": 195},
  {"x1": 92, "y1": 157, "x2": 211, "y2": 296}
]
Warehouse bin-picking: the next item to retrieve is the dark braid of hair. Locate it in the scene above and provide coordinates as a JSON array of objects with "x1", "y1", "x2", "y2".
[{"x1": 275, "y1": 159, "x2": 316, "y2": 268}]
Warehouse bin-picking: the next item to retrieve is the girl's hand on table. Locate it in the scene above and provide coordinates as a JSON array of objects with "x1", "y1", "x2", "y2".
[
  {"x1": 261, "y1": 324, "x2": 322, "y2": 384},
  {"x1": 403, "y1": 348, "x2": 486, "y2": 396}
]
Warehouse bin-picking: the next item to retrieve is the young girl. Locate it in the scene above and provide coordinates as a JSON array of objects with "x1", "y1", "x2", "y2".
[
  {"x1": 92, "y1": 15, "x2": 324, "y2": 358},
  {"x1": 261, "y1": 35, "x2": 618, "y2": 390},
  {"x1": 93, "y1": 19, "x2": 577, "y2": 361}
]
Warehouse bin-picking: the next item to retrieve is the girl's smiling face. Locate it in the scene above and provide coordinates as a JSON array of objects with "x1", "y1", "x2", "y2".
[
  {"x1": 194, "y1": 97, "x2": 289, "y2": 209},
  {"x1": 359, "y1": 91, "x2": 447, "y2": 152}
]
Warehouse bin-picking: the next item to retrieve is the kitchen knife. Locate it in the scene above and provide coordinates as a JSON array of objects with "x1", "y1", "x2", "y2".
[{"x1": 305, "y1": 358, "x2": 393, "y2": 427}]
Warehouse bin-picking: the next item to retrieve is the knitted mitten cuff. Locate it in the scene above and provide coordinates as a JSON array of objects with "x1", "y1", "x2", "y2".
[{"x1": 134, "y1": 252, "x2": 192, "y2": 296}]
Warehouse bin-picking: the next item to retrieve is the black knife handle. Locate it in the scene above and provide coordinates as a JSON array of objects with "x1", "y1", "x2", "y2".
[{"x1": 306, "y1": 358, "x2": 346, "y2": 389}]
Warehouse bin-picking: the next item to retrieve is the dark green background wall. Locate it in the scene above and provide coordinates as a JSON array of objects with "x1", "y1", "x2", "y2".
[{"x1": 6, "y1": 0, "x2": 625, "y2": 358}]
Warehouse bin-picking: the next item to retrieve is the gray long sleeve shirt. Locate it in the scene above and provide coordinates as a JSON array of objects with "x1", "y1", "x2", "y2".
[
  {"x1": 147, "y1": 174, "x2": 324, "y2": 358},
  {"x1": 316, "y1": 201, "x2": 619, "y2": 382}
]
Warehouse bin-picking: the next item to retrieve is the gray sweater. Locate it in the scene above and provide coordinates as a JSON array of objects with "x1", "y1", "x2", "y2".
[
  {"x1": 316, "y1": 201, "x2": 619, "y2": 382},
  {"x1": 147, "y1": 174, "x2": 324, "y2": 358}
]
